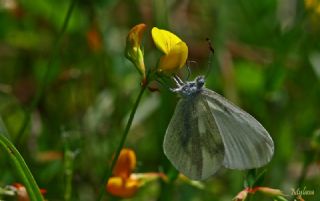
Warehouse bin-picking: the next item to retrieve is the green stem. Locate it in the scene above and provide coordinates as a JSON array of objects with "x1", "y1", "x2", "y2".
[
  {"x1": 296, "y1": 151, "x2": 313, "y2": 188},
  {"x1": 152, "y1": 0, "x2": 169, "y2": 28},
  {"x1": 15, "y1": 0, "x2": 77, "y2": 144},
  {"x1": 64, "y1": 150, "x2": 75, "y2": 201},
  {"x1": 96, "y1": 83, "x2": 148, "y2": 201},
  {"x1": 0, "y1": 133, "x2": 44, "y2": 201}
]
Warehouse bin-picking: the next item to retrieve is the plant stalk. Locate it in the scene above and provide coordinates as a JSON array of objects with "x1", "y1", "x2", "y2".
[
  {"x1": 0, "y1": 133, "x2": 44, "y2": 201},
  {"x1": 15, "y1": 0, "x2": 77, "y2": 144},
  {"x1": 64, "y1": 150, "x2": 75, "y2": 201},
  {"x1": 96, "y1": 83, "x2": 148, "y2": 201}
]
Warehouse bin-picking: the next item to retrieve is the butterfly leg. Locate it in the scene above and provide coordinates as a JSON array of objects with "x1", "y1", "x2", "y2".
[
  {"x1": 170, "y1": 75, "x2": 185, "y2": 92},
  {"x1": 173, "y1": 75, "x2": 184, "y2": 86}
]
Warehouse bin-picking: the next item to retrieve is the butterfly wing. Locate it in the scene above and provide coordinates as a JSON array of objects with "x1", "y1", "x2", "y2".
[
  {"x1": 201, "y1": 88, "x2": 274, "y2": 169},
  {"x1": 163, "y1": 95, "x2": 225, "y2": 180}
]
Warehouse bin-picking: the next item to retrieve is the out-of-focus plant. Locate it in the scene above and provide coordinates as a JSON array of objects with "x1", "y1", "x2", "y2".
[
  {"x1": 14, "y1": 0, "x2": 77, "y2": 144},
  {"x1": 305, "y1": 0, "x2": 320, "y2": 15}
]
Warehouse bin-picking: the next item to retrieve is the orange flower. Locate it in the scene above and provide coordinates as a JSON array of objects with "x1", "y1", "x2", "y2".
[
  {"x1": 106, "y1": 177, "x2": 139, "y2": 198},
  {"x1": 112, "y1": 148, "x2": 136, "y2": 179},
  {"x1": 106, "y1": 148, "x2": 166, "y2": 198},
  {"x1": 125, "y1": 24, "x2": 147, "y2": 80},
  {"x1": 86, "y1": 25, "x2": 102, "y2": 52},
  {"x1": 106, "y1": 148, "x2": 139, "y2": 198}
]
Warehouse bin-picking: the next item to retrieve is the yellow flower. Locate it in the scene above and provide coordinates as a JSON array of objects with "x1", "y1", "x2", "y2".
[
  {"x1": 106, "y1": 148, "x2": 166, "y2": 198},
  {"x1": 125, "y1": 24, "x2": 147, "y2": 79},
  {"x1": 151, "y1": 27, "x2": 188, "y2": 73}
]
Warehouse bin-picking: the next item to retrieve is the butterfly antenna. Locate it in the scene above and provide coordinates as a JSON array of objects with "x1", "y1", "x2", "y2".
[
  {"x1": 186, "y1": 60, "x2": 192, "y2": 80},
  {"x1": 186, "y1": 60, "x2": 199, "y2": 80},
  {"x1": 205, "y1": 38, "x2": 215, "y2": 79}
]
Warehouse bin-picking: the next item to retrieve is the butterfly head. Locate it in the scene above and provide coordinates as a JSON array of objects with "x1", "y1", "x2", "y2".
[
  {"x1": 195, "y1": 76, "x2": 205, "y2": 89},
  {"x1": 172, "y1": 76, "x2": 205, "y2": 97}
]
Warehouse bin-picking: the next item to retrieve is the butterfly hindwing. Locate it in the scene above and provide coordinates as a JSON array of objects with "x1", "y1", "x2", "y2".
[
  {"x1": 201, "y1": 88, "x2": 274, "y2": 170},
  {"x1": 163, "y1": 95, "x2": 225, "y2": 180}
]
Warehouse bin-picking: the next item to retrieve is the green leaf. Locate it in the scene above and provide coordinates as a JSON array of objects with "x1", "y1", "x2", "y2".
[{"x1": 0, "y1": 133, "x2": 44, "y2": 201}]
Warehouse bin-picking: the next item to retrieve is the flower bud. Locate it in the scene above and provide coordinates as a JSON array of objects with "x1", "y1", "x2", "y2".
[{"x1": 125, "y1": 24, "x2": 147, "y2": 79}]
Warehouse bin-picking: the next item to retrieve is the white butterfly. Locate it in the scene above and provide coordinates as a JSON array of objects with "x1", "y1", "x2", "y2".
[{"x1": 163, "y1": 75, "x2": 274, "y2": 180}]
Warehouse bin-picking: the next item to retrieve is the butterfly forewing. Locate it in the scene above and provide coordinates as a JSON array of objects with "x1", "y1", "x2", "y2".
[
  {"x1": 201, "y1": 88, "x2": 274, "y2": 169},
  {"x1": 164, "y1": 95, "x2": 225, "y2": 180}
]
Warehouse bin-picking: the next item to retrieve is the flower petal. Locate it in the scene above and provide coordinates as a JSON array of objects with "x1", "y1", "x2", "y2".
[
  {"x1": 158, "y1": 41, "x2": 188, "y2": 72},
  {"x1": 151, "y1": 27, "x2": 183, "y2": 55},
  {"x1": 131, "y1": 172, "x2": 168, "y2": 183},
  {"x1": 125, "y1": 24, "x2": 147, "y2": 78},
  {"x1": 233, "y1": 188, "x2": 249, "y2": 201},
  {"x1": 127, "y1": 24, "x2": 146, "y2": 48},
  {"x1": 256, "y1": 187, "x2": 284, "y2": 197},
  {"x1": 106, "y1": 177, "x2": 139, "y2": 198},
  {"x1": 113, "y1": 148, "x2": 136, "y2": 179}
]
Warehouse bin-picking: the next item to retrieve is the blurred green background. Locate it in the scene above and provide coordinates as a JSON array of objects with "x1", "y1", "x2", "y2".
[{"x1": 0, "y1": 0, "x2": 320, "y2": 200}]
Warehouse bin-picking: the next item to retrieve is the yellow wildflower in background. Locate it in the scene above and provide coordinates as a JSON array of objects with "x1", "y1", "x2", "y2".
[
  {"x1": 125, "y1": 24, "x2": 147, "y2": 79},
  {"x1": 151, "y1": 27, "x2": 188, "y2": 73},
  {"x1": 305, "y1": 0, "x2": 320, "y2": 15},
  {"x1": 304, "y1": 0, "x2": 320, "y2": 30}
]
